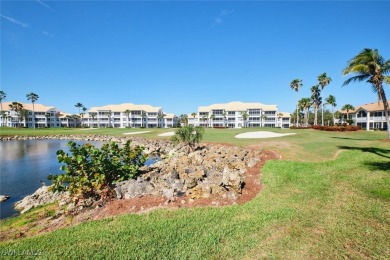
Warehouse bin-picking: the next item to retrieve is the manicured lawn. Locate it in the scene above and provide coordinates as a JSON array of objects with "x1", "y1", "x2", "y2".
[{"x1": 0, "y1": 127, "x2": 389, "y2": 258}]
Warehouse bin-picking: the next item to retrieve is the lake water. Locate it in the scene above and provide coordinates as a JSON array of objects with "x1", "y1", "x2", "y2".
[{"x1": 0, "y1": 139, "x2": 155, "y2": 219}]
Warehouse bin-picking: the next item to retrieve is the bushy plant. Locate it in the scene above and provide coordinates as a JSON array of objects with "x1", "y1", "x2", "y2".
[
  {"x1": 48, "y1": 141, "x2": 147, "y2": 203},
  {"x1": 171, "y1": 125, "x2": 204, "y2": 151},
  {"x1": 312, "y1": 125, "x2": 361, "y2": 131}
]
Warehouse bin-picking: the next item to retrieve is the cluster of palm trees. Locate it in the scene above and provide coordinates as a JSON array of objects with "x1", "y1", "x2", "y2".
[
  {"x1": 290, "y1": 73, "x2": 333, "y2": 127},
  {"x1": 290, "y1": 48, "x2": 389, "y2": 138}
]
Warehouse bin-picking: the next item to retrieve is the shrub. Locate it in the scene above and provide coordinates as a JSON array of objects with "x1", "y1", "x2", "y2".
[
  {"x1": 171, "y1": 125, "x2": 204, "y2": 151},
  {"x1": 312, "y1": 125, "x2": 361, "y2": 131},
  {"x1": 48, "y1": 141, "x2": 147, "y2": 204}
]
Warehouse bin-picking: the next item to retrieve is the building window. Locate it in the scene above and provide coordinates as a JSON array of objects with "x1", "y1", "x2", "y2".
[{"x1": 248, "y1": 109, "x2": 261, "y2": 115}]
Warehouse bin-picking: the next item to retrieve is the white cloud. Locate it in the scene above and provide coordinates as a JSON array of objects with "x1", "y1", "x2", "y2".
[
  {"x1": 0, "y1": 13, "x2": 29, "y2": 28},
  {"x1": 42, "y1": 30, "x2": 54, "y2": 37},
  {"x1": 213, "y1": 9, "x2": 234, "y2": 26},
  {"x1": 35, "y1": 0, "x2": 54, "y2": 11}
]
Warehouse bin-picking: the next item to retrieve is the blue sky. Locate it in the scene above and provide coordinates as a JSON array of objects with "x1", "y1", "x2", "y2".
[{"x1": 1, "y1": 1, "x2": 389, "y2": 115}]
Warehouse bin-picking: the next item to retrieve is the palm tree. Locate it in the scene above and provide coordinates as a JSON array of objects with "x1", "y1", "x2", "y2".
[
  {"x1": 342, "y1": 48, "x2": 390, "y2": 138},
  {"x1": 341, "y1": 104, "x2": 355, "y2": 124},
  {"x1": 157, "y1": 113, "x2": 165, "y2": 128},
  {"x1": 171, "y1": 125, "x2": 204, "y2": 152},
  {"x1": 298, "y1": 98, "x2": 311, "y2": 127},
  {"x1": 26, "y1": 92, "x2": 39, "y2": 129},
  {"x1": 310, "y1": 85, "x2": 321, "y2": 125},
  {"x1": 209, "y1": 114, "x2": 215, "y2": 128},
  {"x1": 75, "y1": 103, "x2": 83, "y2": 115},
  {"x1": 81, "y1": 106, "x2": 87, "y2": 127},
  {"x1": 0, "y1": 91, "x2": 6, "y2": 126},
  {"x1": 124, "y1": 109, "x2": 131, "y2": 128},
  {"x1": 290, "y1": 79, "x2": 303, "y2": 126},
  {"x1": 222, "y1": 112, "x2": 227, "y2": 128},
  {"x1": 325, "y1": 95, "x2": 337, "y2": 125},
  {"x1": 45, "y1": 112, "x2": 50, "y2": 128},
  {"x1": 141, "y1": 111, "x2": 147, "y2": 128},
  {"x1": 9, "y1": 102, "x2": 23, "y2": 127},
  {"x1": 241, "y1": 112, "x2": 248, "y2": 128},
  {"x1": 20, "y1": 109, "x2": 28, "y2": 127},
  {"x1": 318, "y1": 73, "x2": 332, "y2": 126},
  {"x1": 106, "y1": 110, "x2": 112, "y2": 128},
  {"x1": 277, "y1": 112, "x2": 284, "y2": 128},
  {"x1": 90, "y1": 112, "x2": 97, "y2": 128},
  {"x1": 201, "y1": 115, "x2": 207, "y2": 127}
]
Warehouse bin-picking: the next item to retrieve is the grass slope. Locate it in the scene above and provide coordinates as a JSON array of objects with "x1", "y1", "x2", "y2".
[{"x1": 0, "y1": 128, "x2": 389, "y2": 258}]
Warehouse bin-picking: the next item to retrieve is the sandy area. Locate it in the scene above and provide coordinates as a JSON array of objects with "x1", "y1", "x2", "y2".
[
  {"x1": 235, "y1": 131, "x2": 296, "y2": 139},
  {"x1": 79, "y1": 128, "x2": 98, "y2": 130},
  {"x1": 158, "y1": 131, "x2": 175, "y2": 137},
  {"x1": 123, "y1": 131, "x2": 151, "y2": 135}
]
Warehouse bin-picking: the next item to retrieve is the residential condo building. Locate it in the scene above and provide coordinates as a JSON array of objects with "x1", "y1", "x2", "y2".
[
  {"x1": 187, "y1": 101, "x2": 291, "y2": 128},
  {"x1": 84, "y1": 103, "x2": 178, "y2": 128},
  {"x1": 339, "y1": 101, "x2": 389, "y2": 130}
]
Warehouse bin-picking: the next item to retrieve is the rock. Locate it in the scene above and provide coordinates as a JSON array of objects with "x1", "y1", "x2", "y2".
[
  {"x1": 14, "y1": 186, "x2": 65, "y2": 214},
  {"x1": 0, "y1": 195, "x2": 10, "y2": 202}
]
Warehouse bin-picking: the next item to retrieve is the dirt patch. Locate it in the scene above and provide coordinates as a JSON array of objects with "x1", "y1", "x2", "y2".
[{"x1": 1, "y1": 148, "x2": 279, "y2": 241}]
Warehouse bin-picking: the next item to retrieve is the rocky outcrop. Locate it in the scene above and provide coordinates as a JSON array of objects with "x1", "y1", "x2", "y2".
[
  {"x1": 12, "y1": 135, "x2": 263, "y2": 214},
  {"x1": 14, "y1": 186, "x2": 69, "y2": 214},
  {"x1": 115, "y1": 144, "x2": 262, "y2": 202},
  {"x1": 0, "y1": 195, "x2": 10, "y2": 202}
]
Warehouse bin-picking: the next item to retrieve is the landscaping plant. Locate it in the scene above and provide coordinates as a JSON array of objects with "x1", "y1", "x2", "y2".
[{"x1": 48, "y1": 140, "x2": 147, "y2": 203}]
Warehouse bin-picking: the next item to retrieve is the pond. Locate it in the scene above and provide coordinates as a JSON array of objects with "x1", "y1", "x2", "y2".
[{"x1": 0, "y1": 139, "x2": 156, "y2": 219}]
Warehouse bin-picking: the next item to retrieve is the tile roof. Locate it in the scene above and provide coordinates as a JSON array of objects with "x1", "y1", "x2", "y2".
[
  {"x1": 198, "y1": 101, "x2": 278, "y2": 112},
  {"x1": 2, "y1": 102, "x2": 56, "y2": 112},
  {"x1": 341, "y1": 101, "x2": 390, "y2": 113},
  {"x1": 89, "y1": 103, "x2": 162, "y2": 113}
]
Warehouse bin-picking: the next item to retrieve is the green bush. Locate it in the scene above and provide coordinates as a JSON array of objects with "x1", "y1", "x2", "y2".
[
  {"x1": 48, "y1": 141, "x2": 147, "y2": 203},
  {"x1": 171, "y1": 125, "x2": 204, "y2": 151}
]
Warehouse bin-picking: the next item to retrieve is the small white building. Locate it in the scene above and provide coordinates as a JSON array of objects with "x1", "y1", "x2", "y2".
[{"x1": 187, "y1": 101, "x2": 290, "y2": 128}]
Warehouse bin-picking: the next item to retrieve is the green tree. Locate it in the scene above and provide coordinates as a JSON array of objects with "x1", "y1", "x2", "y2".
[
  {"x1": 342, "y1": 48, "x2": 390, "y2": 138},
  {"x1": 209, "y1": 114, "x2": 215, "y2": 128},
  {"x1": 26, "y1": 92, "x2": 39, "y2": 129},
  {"x1": 124, "y1": 109, "x2": 131, "y2": 128},
  {"x1": 171, "y1": 125, "x2": 204, "y2": 152},
  {"x1": 290, "y1": 79, "x2": 303, "y2": 126},
  {"x1": 75, "y1": 103, "x2": 83, "y2": 115},
  {"x1": 277, "y1": 112, "x2": 284, "y2": 128},
  {"x1": 141, "y1": 111, "x2": 147, "y2": 128},
  {"x1": 325, "y1": 95, "x2": 337, "y2": 125},
  {"x1": 45, "y1": 112, "x2": 51, "y2": 128},
  {"x1": 90, "y1": 112, "x2": 97, "y2": 128},
  {"x1": 191, "y1": 112, "x2": 197, "y2": 126},
  {"x1": 310, "y1": 85, "x2": 321, "y2": 125},
  {"x1": 241, "y1": 112, "x2": 248, "y2": 128},
  {"x1": 0, "y1": 91, "x2": 6, "y2": 126},
  {"x1": 9, "y1": 102, "x2": 23, "y2": 127},
  {"x1": 318, "y1": 73, "x2": 332, "y2": 126},
  {"x1": 48, "y1": 141, "x2": 147, "y2": 204},
  {"x1": 299, "y1": 98, "x2": 311, "y2": 127},
  {"x1": 341, "y1": 104, "x2": 355, "y2": 124}
]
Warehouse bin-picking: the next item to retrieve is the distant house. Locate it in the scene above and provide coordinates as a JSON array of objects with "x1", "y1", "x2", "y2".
[
  {"x1": 338, "y1": 101, "x2": 390, "y2": 130},
  {"x1": 187, "y1": 101, "x2": 291, "y2": 128},
  {"x1": 0, "y1": 102, "x2": 67, "y2": 128},
  {"x1": 84, "y1": 103, "x2": 177, "y2": 128}
]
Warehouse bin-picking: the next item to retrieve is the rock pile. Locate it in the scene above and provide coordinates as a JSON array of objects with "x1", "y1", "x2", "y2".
[{"x1": 115, "y1": 144, "x2": 261, "y2": 202}]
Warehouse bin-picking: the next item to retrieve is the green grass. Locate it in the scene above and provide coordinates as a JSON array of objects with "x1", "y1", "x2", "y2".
[{"x1": 0, "y1": 127, "x2": 389, "y2": 258}]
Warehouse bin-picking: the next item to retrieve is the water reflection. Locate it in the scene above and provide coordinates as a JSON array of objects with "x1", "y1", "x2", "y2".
[{"x1": 0, "y1": 140, "x2": 102, "y2": 219}]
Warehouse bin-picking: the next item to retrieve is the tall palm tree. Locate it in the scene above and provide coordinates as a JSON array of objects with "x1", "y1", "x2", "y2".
[
  {"x1": 241, "y1": 112, "x2": 248, "y2": 128},
  {"x1": 90, "y1": 112, "x2": 97, "y2": 128},
  {"x1": 318, "y1": 73, "x2": 332, "y2": 126},
  {"x1": 298, "y1": 98, "x2": 311, "y2": 127},
  {"x1": 209, "y1": 114, "x2": 215, "y2": 128},
  {"x1": 310, "y1": 85, "x2": 321, "y2": 125},
  {"x1": 141, "y1": 111, "x2": 147, "y2": 128},
  {"x1": 124, "y1": 109, "x2": 131, "y2": 128},
  {"x1": 26, "y1": 92, "x2": 39, "y2": 129},
  {"x1": 341, "y1": 104, "x2": 355, "y2": 124},
  {"x1": 290, "y1": 79, "x2": 303, "y2": 126},
  {"x1": 45, "y1": 112, "x2": 51, "y2": 128},
  {"x1": 325, "y1": 95, "x2": 337, "y2": 126},
  {"x1": 342, "y1": 48, "x2": 390, "y2": 138},
  {"x1": 191, "y1": 112, "x2": 197, "y2": 126},
  {"x1": 9, "y1": 102, "x2": 23, "y2": 127},
  {"x1": 0, "y1": 91, "x2": 6, "y2": 126},
  {"x1": 277, "y1": 112, "x2": 284, "y2": 128},
  {"x1": 222, "y1": 112, "x2": 227, "y2": 128},
  {"x1": 106, "y1": 110, "x2": 112, "y2": 128},
  {"x1": 75, "y1": 103, "x2": 83, "y2": 115}
]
